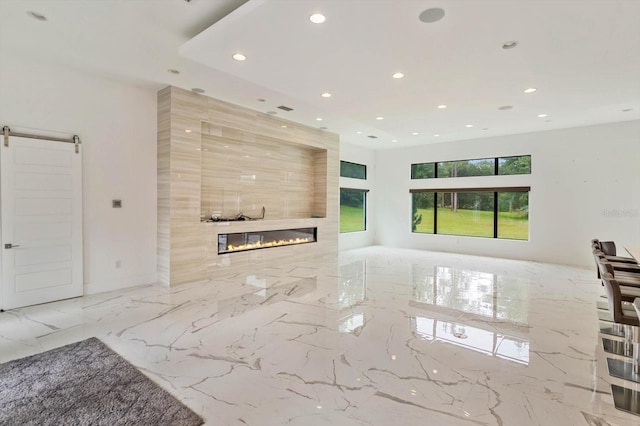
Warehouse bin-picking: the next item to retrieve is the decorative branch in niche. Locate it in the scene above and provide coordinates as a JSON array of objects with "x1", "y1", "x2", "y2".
[{"x1": 205, "y1": 206, "x2": 266, "y2": 222}]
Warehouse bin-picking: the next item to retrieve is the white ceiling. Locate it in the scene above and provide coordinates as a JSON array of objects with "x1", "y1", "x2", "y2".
[{"x1": 1, "y1": 0, "x2": 639, "y2": 149}]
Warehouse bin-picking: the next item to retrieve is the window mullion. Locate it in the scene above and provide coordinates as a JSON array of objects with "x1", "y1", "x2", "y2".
[
  {"x1": 493, "y1": 192, "x2": 498, "y2": 238},
  {"x1": 434, "y1": 192, "x2": 438, "y2": 234}
]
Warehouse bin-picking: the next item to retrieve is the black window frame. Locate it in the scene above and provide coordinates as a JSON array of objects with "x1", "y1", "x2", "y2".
[
  {"x1": 340, "y1": 160, "x2": 367, "y2": 180},
  {"x1": 411, "y1": 155, "x2": 531, "y2": 179},
  {"x1": 410, "y1": 187, "x2": 530, "y2": 240},
  {"x1": 340, "y1": 187, "x2": 369, "y2": 233},
  {"x1": 497, "y1": 155, "x2": 532, "y2": 176}
]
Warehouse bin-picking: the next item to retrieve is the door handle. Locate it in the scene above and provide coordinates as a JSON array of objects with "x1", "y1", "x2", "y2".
[{"x1": 4, "y1": 243, "x2": 20, "y2": 249}]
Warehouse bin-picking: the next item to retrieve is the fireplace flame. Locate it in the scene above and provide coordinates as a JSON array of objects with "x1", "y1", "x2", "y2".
[{"x1": 227, "y1": 237, "x2": 314, "y2": 252}]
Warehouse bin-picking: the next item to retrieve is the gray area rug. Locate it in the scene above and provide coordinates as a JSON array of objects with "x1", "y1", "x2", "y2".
[{"x1": 0, "y1": 337, "x2": 203, "y2": 426}]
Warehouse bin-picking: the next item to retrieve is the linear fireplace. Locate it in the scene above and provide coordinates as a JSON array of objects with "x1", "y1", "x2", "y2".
[{"x1": 218, "y1": 227, "x2": 317, "y2": 254}]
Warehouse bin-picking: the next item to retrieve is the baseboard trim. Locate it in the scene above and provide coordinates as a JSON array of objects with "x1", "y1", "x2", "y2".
[{"x1": 84, "y1": 272, "x2": 158, "y2": 295}]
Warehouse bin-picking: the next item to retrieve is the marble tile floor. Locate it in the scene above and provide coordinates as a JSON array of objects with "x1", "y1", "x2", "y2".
[{"x1": 1, "y1": 246, "x2": 639, "y2": 426}]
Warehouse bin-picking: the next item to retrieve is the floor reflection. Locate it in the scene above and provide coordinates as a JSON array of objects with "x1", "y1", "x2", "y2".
[
  {"x1": 217, "y1": 276, "x2": 317, "y2": 317},
  {"x1": 339, "y1": 313, "x2": 365, "y2": 334},
  {"x1": 338, "y1": 260, "x2": 367, "y2": 334},
  {"x1": 338, "y1": 260, "x2": 366, "y2": 309},
  {"x1": 411, "y1": 315, "x2": 530, "y2": 365},
  {"x1": 412, "y1": 265, "x2": 530, "y2": 325}
]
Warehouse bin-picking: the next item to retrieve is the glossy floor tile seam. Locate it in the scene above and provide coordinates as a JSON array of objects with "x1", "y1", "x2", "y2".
[{"x1": 1, "y1": 246, "x2": 638, "y2": 425}]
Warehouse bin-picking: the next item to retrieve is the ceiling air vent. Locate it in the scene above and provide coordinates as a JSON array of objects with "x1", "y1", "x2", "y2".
[
  {"x1": 368, "y1": 135, "x2": 378, "y2": 139},
  {"x1": 277, "y1": 105, "x2": 294, "y2": 112}
]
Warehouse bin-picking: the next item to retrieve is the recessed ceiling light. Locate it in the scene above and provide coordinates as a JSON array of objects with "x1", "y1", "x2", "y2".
[
  {"x1": 26, "y1": 11, "x2": 47, "y2": 21},
  {"x1": 168, "y1": 69, "x2": 180, "y2": 75},
  {"x1": 321, "y1": 92, "x2": 332, "y2": 98},
  {"x1": 356, "y1": 131, "x2": 362, "y2": 134},
  {"x1": 392, "y1": 139, "x2": 398, "y2": 142},
  {"x1": 267, "y1": 111, "x2": 278, "y2": 115},
  {"x1": 502, "y1": 41, "x2": 518, "y2": 50},
  {"x1": 191, "y1": 88, "x2": 205, "y2": 94},
  {"x1": 309, "y1": 13, "x2": 326, "y2": 24},
  {"x1": 319, "y1": 126, "x2": 328, "y2": 130},
  {"x1": 376, "y1": 116, "x2": 384, "y2": 120},
  {"x1": 232, "y1": 53, "x2": 246, "y2": 61},
  {"x1": 392, "y1": 72, "x2": 405, "y2": 79},
  {"x1": 257, "y1": 98, "x2": 266, "y2": 102},
  {"x1": 184, "y1": 129, "x2": 192, "y2": 133},
  {"x1": 498, "y1": 105, "x2": 513, "y2": 110},
  {"x1": 418, "y1": 8, "x2": 445, "y2": 23},
  {"x1": 622, "y1": 108, "x2": 633, "y2": 112},
  {"x1": 281, "y1": 125, "x2": 287, "y2": 128},
  {"x1": 316, "y1": 117, "x2": 323, "y2": 121},
  {"x1": 433, "y1": 134, "x2": 440, "y2": 137},
  {"x1": 412, "y1": 132, "x2": 420, "y2": 135},
  {"x1": 482, "y1": 128, "x2": 489, "y2": 130},
  {"x1": 524, "y1": 88, "x2": 537, "y2": 93},
  {"x1": 537, "y1": 113, "x2": 548, "y2": 118},
  {"x1": 437, "y1": 104, "x2": 447, "y2": 109},
  {"x1": 465, "y1": 124, "x2": 473, "y2": 128}
]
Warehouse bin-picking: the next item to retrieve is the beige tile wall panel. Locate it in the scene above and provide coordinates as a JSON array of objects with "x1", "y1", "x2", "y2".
[
  {"x1": 157, "y1": 87, "x2": 172, "y2": 286},
  {"x1": 158, "y1": 86, "x2": 339, "y2": 286},
  {"x1": 200, "y1": 132, "x2": 319, "y2": 220},
  {"x1": 312, "y1": 150, "x2": 328, "y2": 217}
]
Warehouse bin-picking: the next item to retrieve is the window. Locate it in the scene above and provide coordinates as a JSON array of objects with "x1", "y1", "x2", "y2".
[
  {"x1": 436, "y1": 191, "x2": 494, "y2": 237},
  {"x1": 437, "y1": 158, "x2": 494, "y2": 178},
  {"x1": 412, "y1": 192, "x2": 434, "y2": 233},
  {"x1": 498, "y1": 155, "x2": 531, "y2": 175},
  {"x1": 497, "y1": 191, "x2": 529, "y2": 239},
  {"x1": 340, "y1": 161, "x2": 366, "y2": 179},
  {"x1": 411, "y1": 155, "x2": 531, "y2": 179},
  {"x1": 411, "y1": 187, "x2": 529, "y2": 240},
  {"x1": 411, "y1": 163, "x2": 435, "y2": 179},
  {"x1": 340, "y1": 159, "x2": 369, "y2": 233},
  {"x1": 340, "y1": 188, "x2": 367, "y2": 232}
]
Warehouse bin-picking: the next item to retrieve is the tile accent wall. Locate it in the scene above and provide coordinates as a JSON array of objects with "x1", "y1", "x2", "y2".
[
  {"x1": 157, "y1": 86, "x2": 339, "y2": 286},
  {"x1": 157, "y1": 89, "x2": 171, "y2": 286},
  {"x1": 200, "y1": 124, "x2": 325, "y2": 220}
]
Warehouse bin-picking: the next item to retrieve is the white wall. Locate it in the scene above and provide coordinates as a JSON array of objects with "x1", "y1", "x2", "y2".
[
  {"x1": 0, "y1": 54, "x2": 158, "y2": 294},
  {"x1": 339, "y1": 142, "x2": 376, "y2": 250},
  {"x1": 375, "y1": 120, "x2": 640, "y2": 268}
]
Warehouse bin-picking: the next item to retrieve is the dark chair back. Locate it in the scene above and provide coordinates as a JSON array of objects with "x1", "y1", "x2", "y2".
[
  {"x1": 593, "y1": 250, "x2": 607, "y2": 278},
  {"x1": 601, "y1": 274, "x2": 640, "y2": 326},
  {"x1": 600, "y1": 241, "x2": 617, "y2": 256},
  {"x1": 597, "y1": 260, "x2": 615, "y2": 279},
  {"x1": 601, "y1": 273, "x2": 623, "y2": 323}
]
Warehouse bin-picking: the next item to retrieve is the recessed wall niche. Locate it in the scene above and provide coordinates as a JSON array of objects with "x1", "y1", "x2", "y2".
[{"x1": 200, "y1": 122, "x2": 327, "y2": 220}]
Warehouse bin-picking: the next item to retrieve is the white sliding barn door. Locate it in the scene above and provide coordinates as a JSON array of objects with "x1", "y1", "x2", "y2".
[{"x1": 1, "y1": 136, "x2": 83, "y2": 310}]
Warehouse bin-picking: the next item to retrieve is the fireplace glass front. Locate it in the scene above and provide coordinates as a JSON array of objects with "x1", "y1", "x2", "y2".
[{"x1": 218, "y1": 227, "x2": 317, "y2": 254}]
